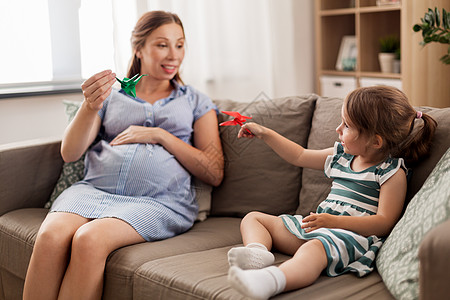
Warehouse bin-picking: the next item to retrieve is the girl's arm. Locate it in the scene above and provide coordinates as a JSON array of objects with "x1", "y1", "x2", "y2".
[
  {"x1": 239, "y1": 122, "x2": 333, "y2": 170},
  {"x1": 302, "y1": 167, "x2": 407, "y2": 237},
  {"x1": 61, "y1": 70, "x2": 116, "y2": 162},
  {"x1": 110, "y1": 110, "x2": 224, "y2": 187}
]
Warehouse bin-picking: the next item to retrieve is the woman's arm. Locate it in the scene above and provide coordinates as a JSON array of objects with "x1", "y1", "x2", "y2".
[
  {"x1": 110, "y1": 110, "x2": 224, "y2": 187},
  {"x1": 61, "y1": 70, "x2": 116, "y2": 162},
  {"x1": 302, "y1": 168, "x2": 407, "y2": 237},
  {"x1": 239, "y1": 123, "x2": 333, "y2": 170}
]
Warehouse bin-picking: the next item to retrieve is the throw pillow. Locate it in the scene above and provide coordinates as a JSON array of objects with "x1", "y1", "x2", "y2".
[
  {"x1": 376, "y1": 147, "x2": 450, "y2": 300},
  {"x1": 211, "y1": 94, "x2": 317, "y2": 217},
  {"x1": 45, "y1": 100, "x2": 84, "y2": 209},
  {"x1": 45, "y1": 100, "x2": 213, "y2": 222}
]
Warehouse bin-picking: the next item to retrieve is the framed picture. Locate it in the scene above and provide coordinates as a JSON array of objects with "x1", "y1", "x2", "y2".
[{"x1": 335, "y1": 36, "x2": 357, "y2": 71}]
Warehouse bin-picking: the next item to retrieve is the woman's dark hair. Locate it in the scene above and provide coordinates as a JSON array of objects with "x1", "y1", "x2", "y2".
[
  {"x1": 127, "y1": 10, "x2": 184, "y2": 84},
  {"x1": 344, "y1": 86, "x2": 437, "y2": 165}
]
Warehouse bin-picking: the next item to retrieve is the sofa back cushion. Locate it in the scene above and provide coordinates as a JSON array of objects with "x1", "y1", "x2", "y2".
[
  {"x1": 296, "y1": 97, "x2": 342, "y2": 216},
  {"x1": 211, "y1": 95, "x2": 317, "y2": 217}
]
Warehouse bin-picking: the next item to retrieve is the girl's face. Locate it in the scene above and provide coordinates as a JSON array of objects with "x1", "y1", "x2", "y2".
[
  {"x1": 336, "y1": 106, "x2": 370, "y2": 155},
  {"x1": 136, "y1": 23, "x2": 185, "y2": 82}
]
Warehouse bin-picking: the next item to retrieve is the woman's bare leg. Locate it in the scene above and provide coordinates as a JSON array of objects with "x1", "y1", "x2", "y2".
[
  {"x1": 57, "y1": 218, "x2": 145, "y2": 300},
  {"x1": 23, "y1": 212, "x2": 90, "y2": 300}
]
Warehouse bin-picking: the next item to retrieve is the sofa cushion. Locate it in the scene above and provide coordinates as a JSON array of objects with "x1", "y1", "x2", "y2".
[
  {"x1": 133, "y1": 245, "x2": 393, "y2": 300},
  {"x1": 211, "y1": 95, "x2": 317, "y2": 217},
  {"x1": 296, "y1": 97, "x2": 342, "y2": 216},
  {"x1": 376, "y1": 147, "x2": 450, "y2": 300},
  {"x1": 0, "y1": 208, "x2": 47, "y2": 280},
  {"x1": 102, "y1": 217, "x2": 242, "y2": 300}
]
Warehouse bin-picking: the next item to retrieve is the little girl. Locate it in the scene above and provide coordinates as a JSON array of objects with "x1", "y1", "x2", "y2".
[{"x1": 227, "y1": 86, "x2": 437, "y2": 300}]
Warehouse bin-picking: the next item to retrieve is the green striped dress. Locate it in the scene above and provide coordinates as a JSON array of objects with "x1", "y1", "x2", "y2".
[{"x1": 280, "y1": 142, "x2": 406, "y2": 277}]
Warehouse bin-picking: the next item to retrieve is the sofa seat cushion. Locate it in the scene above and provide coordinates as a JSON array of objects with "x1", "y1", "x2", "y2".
[
  {"x1": 133, "y1": 245, "x2": 394, "y2": 300},
  {"x1": 102, "y1": 217, "x2": 243, "y2": 300},
  {"x1": 0, "y1": 208, "x2": 47, "y2": 279}
]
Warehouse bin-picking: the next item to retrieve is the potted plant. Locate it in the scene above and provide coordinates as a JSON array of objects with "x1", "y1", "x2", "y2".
[
  {"x1": 413, "y1": 7, "x2": 450, "y2": 64},
  {"x1": 378, "y1": 35, "x2": 400, "y2": 73},
  {"x1": 393, "y1": 48, "x2": 401, "y2": 73}
]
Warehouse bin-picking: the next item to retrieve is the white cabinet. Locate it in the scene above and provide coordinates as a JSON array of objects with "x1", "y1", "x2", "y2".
[
  {"x1": 320, "y1": 75, "x2": 357, "y2": 99},
  {"x1": 359, "y1": 77, "x2": 402, "y2": 90}
]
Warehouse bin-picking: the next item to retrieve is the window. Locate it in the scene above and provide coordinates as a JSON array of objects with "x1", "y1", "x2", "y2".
[{"x1": 0, "y1": 0, "x2": 117, "y2": 97}]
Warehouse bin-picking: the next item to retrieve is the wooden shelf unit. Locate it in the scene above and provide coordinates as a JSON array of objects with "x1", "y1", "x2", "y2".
[
  {"x1": 315, "y1": 0, "x2": 450, "y2": 107},
  {"x1": 315, "y1": 0, "x2": 401, "y2": 89}
]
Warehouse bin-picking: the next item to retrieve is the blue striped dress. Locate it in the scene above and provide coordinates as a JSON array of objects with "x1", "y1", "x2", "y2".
[
  {"x1": 280, "y1": 142, "x2": 406, "y2": 277},
  {"x1": 51, "y1": 81, "x2": 216, "y2": 241}
]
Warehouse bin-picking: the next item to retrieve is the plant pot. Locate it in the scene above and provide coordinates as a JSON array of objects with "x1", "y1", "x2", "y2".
[
  {"x1": 393, "y1": 59, "x2": 401, "y2": 73},
  {"x1": 378, "y1": 52, "x2": 395, "y2": 73}
]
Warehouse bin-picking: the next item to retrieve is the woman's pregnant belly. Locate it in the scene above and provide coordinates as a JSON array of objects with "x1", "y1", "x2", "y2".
[{"x1": 83, "y1": 140, "x2": 190, "y2": 198}]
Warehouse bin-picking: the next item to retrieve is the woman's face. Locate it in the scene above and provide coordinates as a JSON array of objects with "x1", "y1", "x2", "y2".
[{"x1": 136, "y1": 23, "x2": 185, "y2": 82}]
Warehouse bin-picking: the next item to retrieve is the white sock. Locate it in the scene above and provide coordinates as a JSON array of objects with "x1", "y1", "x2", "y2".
[
  {"x1": 228, "y1": 266, "x2": 286, "y2": 300},
  {"x1": 227, "y1": 243, "x2": 275, "y2": 269}
]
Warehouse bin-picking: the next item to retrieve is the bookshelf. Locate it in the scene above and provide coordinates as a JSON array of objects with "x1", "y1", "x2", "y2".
[{"x1": 315, "y1": 0, "x2": 450, "y2": 107}]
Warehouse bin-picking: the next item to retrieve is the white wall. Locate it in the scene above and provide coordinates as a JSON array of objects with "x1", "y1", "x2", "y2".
[
  {"x1": 0, "y1": 93, "x2": 83, "y2": 145},
  {"x1": 270, "y1": 0, "x2": 315, "y2": 98}
]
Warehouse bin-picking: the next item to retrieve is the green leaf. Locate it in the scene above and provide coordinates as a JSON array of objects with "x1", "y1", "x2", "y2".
[
  {"x1": 427, "y1": 9, "x2": 435, "y2": 26},
  {"x1": 439, "y1": 36, "x2": 449, "y2": 44},
  {"x1": 425, "y1": 13, "x2": 433, "y2": 26},
  {"x1": 447, "y1": 11, "x2": 450, "y2": 29},
  {"x1": 436, "y1": 7, "x2": 441, "y2": 27},
  {"x1": 443, "y1": 11, "x2": 448, "y2": 30},
  {"x1": 439, "y1": 53, "x2": 450, "y2": 64}
]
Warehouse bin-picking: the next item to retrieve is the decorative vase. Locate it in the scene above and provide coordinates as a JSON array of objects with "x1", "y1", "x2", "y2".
[
  {"x1": 378, "y1": 52, "x2": 395, "y2": 73},
  {"x1": 393, "y1": 59, "x2": 401, "y2": 73}
]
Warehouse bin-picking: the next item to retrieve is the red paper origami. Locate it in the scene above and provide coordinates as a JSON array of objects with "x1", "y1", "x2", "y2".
[{"x1": 219, "y1": 111, "x2": 253, "y2": 135}]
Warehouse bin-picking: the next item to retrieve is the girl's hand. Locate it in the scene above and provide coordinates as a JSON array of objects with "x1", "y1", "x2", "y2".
[
  {"x1": 238, "y1": 122, "x2": 266, "y2": 139},
  {"x1": 110, "y1": 125, "x2": 166, "y2": 146},
  {"x1": 81, "y1": 70, "x2": 116, "y2": 111},
  {"x1": 301, "y1": 213, "x2": 336, "y2": 232}
]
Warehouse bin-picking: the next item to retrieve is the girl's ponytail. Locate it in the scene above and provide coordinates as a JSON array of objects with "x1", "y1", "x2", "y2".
[{"x1": 398, "y1": 111, "x2": 437, "y2": 165}]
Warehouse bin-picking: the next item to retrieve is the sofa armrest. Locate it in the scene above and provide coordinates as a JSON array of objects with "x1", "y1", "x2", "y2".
[
  {"x1": 419, "y1": 219, "x2": 450, "y2": 300},
  {"x1": 0, "y1": 138, "x2": 64, "y2": 215}
]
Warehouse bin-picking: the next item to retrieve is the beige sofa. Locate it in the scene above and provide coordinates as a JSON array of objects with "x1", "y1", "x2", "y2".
[{"x1": 1, "y1": 94, "x2": 449, "y2": 300}]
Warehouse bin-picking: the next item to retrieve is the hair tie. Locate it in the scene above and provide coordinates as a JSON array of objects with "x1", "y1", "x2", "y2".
[{"x1": 416, "y1": 111, "x2": 423, "y2": 119}]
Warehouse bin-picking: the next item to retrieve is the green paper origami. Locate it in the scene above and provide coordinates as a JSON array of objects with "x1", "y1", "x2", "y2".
[{"x1": 116, "y1": 74, "x2": 147, "y2": 98}]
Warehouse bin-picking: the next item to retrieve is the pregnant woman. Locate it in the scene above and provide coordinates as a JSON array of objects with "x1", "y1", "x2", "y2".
[{"x1": 23, "y1": 11, "x2": 223, "y2": 300}]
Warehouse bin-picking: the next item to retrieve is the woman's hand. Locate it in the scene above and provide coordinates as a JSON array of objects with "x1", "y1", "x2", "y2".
[
  {"x1": 110, "y1": 125, "x2": 166, "y2": 146},
  {"x1": 238, "y1": 122, "x2": 266, "y2": 139},
  {"x1": 81, "y1": 70, "x2": 117, "y2": 111},
  {"x1": 301, "y1": 213, "x2": 336, "y2": 233}
]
